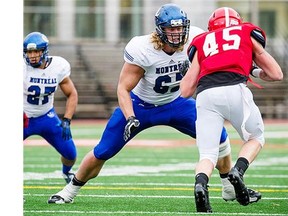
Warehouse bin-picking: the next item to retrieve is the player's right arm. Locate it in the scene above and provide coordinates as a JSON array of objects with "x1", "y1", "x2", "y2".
[
  {"x1": 118, "y1": 36, "x2": 147, "y2": 119},
  {"x1": 117, "y1": 62, "x2": 144, "y2": 119}
]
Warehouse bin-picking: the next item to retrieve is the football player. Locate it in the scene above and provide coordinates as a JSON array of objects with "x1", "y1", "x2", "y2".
[
  {"x1": 181, "y1": 7, "x2": 283, "y2": 212},
  {"x1": 48, "y1": 4, "x2": 261, "y2": 206},
  {"x1": 23, "y1": 32, "x2": 78, "y2": 184}
]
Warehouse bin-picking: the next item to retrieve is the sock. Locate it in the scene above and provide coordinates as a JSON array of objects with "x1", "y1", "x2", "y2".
[
  {"x1": 220, "y1": 173, "x2": 228, "y2": 179},
  {"x1": 234, "y1": 157, "x2": 249, "y2": 176},
  {"x1": 195, "y1": 173, "x2": 209, "y2": 185},
  {"x1": 72, "y1": 176, "x2": 86, "y2": 186},
  {"x1": 62, "y1": 164, "x2": 72, "y2": 174}
]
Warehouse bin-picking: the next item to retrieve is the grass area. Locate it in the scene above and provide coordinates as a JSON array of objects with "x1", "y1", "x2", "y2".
[{"x1": 23, "y1": 121, "x2": 288, "y2": 215}]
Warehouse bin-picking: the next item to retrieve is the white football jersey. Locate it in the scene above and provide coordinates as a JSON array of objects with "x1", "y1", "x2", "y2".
[
  {"x1": 23, "y1": 56, "x2": 71, "y2": 118},
  {"x1": 124, "y1": 26, "x2": 204, "y2": 105}
]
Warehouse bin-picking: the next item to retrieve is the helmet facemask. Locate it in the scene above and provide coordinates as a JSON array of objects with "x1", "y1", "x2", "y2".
[
  {"x1": 156, "y1": 19, "x2": 190, "y2": 48},
  {"x1": 24, "y1": 48, "x2": 48, "y2": 68}
]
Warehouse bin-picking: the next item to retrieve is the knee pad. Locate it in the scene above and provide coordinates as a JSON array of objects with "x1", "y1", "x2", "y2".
[
  {"x1": 254, "y1": 134, "x2": 265, "y2": 147},
  {"x1": 199, "y1": 147, "x2": 219, "y2": 167},
  {"x1": 218, "y1": 137, "x2": 231, "y2": 158},
  {"x1": 94, "y1": 144, "x2": 115, "y2": 160},
  {"x1": 247, "y1": 125, "x2": 265, "y2": 147}
]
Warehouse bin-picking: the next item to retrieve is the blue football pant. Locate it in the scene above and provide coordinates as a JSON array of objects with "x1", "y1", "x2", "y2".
[
  {"x1": 23, "y1": 108, "x2": 77, "y2": 161},
  {"x1": 94, "y1": 94, "x2": 228, "y2": 160}
]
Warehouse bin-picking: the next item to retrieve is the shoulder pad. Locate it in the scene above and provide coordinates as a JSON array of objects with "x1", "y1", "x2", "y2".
[
  {"x1": 251, "y1": 29, "x2": 266, "y2": 48},
  {"x1": 187, "y1": 45, "x2": 197, "y2": 62}
]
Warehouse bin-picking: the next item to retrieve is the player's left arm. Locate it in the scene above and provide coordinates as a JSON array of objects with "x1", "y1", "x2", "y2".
[
  {"x1": 251, "y1": 30, "x2": 283, "y2": 82},
  {"x1": 59, "y1": 76, "x2": 78, "y2": 120},
  {"x1": 180, "y1": 47, "x2": 200, "y2": 98}
]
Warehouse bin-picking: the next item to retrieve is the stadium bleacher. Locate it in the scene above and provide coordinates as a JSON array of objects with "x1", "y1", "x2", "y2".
[{"x1": 50, "y1": 43, "x2": 288, "y2": 119}]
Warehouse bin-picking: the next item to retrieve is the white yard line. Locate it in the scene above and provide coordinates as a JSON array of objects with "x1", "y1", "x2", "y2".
[{"x1": 23, "y1": 209, "x2": 288, "y2": 216}]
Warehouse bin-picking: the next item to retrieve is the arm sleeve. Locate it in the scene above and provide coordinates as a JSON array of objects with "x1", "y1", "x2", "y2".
[
  {"x1": 250, "y1": 27, "x2": 266, "y2": 48},
  {"x1": 187, "y1": 45, "x2": 197, "y2": 63}
]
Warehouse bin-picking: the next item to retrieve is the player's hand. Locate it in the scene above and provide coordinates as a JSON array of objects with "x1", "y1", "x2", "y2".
[
  {"x1": 61, "y1": 118, "x2": 72, "y2": 140},
  {"x1": 179, "y1": 60, "x2": 190, "y2": 77},
  {"x1": 23, "y1": 112, "x2": 29, "y2": 128},
  {"x1": 123, "y1": 116, "x2": 140, "y2": 141}
]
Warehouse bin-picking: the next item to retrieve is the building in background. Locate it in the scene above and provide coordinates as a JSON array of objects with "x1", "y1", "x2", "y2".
[
  {"x1": 24, "y1": 0, "x2": 288, "y2": 42},
  {"x1": 23, "y1": 0, "x2": 288, "y2": 119}
]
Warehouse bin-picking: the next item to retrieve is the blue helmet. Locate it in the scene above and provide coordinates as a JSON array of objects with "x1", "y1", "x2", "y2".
[
  {"x1": 23, "y1": 32, "x2": 49, "y2": 68},
  {"x1": 155, "y1": 4, "x2": 190, "y2": 48}
]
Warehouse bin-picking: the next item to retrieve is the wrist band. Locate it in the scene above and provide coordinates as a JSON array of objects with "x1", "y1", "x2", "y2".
[
  {"x1": 63, "y1": 117, "x2": 71, "y2": 123},
  {"x1": 251, "y1": 68, "x2": 262, "y2": 78}
]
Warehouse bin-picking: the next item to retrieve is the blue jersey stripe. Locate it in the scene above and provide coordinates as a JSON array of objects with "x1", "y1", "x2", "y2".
[{"x1": 124, "y1": 49, "x2": 134, "y2": 62}]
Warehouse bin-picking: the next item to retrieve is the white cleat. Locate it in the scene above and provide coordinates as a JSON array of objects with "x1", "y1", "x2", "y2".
[
  {"x1": 221, "y1": 177, "x2": 236, "y2": 201},
  {"x1": 222, "y1": 176, "x2": 262, "y2": 203},
  {"x1": 47, "y1": 194, "x2": 73, "y2": 204},
  {"x1": 47, "y1": 182, "x2": 80, "y2": 204}
]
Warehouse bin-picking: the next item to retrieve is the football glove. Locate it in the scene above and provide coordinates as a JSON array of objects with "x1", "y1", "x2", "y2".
[
  {"x1": 179, "y1": 60, "x2": 190, "y2": 77},
  {"x1": 123, "y1": 116, "x2": 140, "y2": 141},
  {"x1": 61, "y1": 118, "x2": 72, "y2": 140}
]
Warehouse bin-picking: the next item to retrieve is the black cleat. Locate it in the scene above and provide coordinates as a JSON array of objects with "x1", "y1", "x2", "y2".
[
  {"x1": 47, "y1": 195, "x2": 73, "y2": 204},
  {"x1": 228, "y1": 167, "x2": 249, "y2": 206},
  {"x1": 247, "y1": 188, "x2": 262, "y2": 203},
  {"x1": 194, "y1": 183, "x2": 212, "y2": 213}
]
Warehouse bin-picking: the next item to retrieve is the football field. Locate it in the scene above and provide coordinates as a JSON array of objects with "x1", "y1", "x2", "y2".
[{"x1": 24, "y1": 120, "x2": 288, "y2": 215}]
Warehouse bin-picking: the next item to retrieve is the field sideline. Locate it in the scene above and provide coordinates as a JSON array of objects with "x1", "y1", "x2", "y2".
[
  {"x1": 24, "y1": 119, "x2": 288, "y2": 147},
  {"x1": 24, "y1": 119, "x2": 288, "y2": 215}
]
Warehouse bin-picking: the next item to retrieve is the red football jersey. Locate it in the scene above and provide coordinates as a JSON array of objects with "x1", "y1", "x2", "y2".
[{"x1": 190, "y1": 23, "x2": 265, "y2": 83}]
